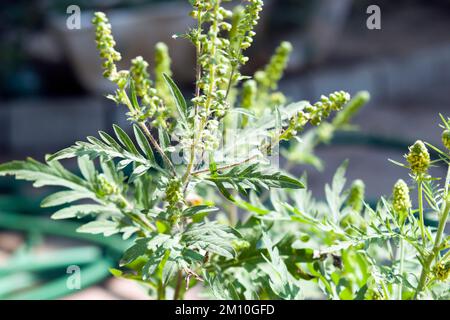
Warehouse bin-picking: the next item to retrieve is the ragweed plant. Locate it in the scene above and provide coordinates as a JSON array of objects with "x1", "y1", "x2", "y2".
[{"x1": 0, "y1": 0, "x2": 447, "y2": 300}]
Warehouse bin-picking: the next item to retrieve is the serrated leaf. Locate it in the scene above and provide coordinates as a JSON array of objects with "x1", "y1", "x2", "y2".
[
  {"x1": 121, "y1": 238, "x2": 151, "y2": 266},
  {"x1": 129, "y1": 164, "x2": 150, "y2": 182},
  {"x1": 133, "y1": 124, "x2": 156, "y2": 165},
  {"x1": 77, "y1": 156, "x2": 96, "y2": 183},
  {"x1": 162, "y1": 256, "x2": 178, "y2": 285},
  {"x1": 182, "y1": 205, "x2": 219, "y2": 218},
  {"x1": 51, "y1": 204, "x2": 112, "y2": 219},
  {"x1": 47, "y1": 126, "x2": 165, "y2": 176},
  {"x1": 113, "y1": 124, "x2": 141, "y2": 155},
  {"x1": 163, "y1": 73, "x2": 188, "y2": 125},
  {"x1": 142, "y1": 247, "x2": 165, "y2": 280},
  {"x1": 206, "y1": 164, "x2": 304, "y2": 197},
  {"x1": 41, "y1": 190, "x2": 91, "y2": 208},
  {"x1": 158, "y1": 126, "x2": 171, "y2": 151},
  {"x1": 46, "y1": 146, "x2": 78, "y2": 161},
  {"x1": 99, "y1": 131, "x2": 123, "y2": 151},
  {"x1": 0, "y1": 158, "x2": 89, "y2": 192},
  {"x1": 77, "y1": 220, "x2": 119, "y2": 236},
  {"x1": 182, "y1": 222, "x2": 238, "y2": 259}
]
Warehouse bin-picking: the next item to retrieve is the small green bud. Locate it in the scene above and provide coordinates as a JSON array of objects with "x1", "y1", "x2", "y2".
[
  {"x1": 406, "y1": 140, "x2": 430, "y2": 176},
  {"x1": 442, "y1": 129, "x2": 450, "y2": 151},
  {"x1": 269, "y1": 92, "x2": 286, "y2": 106},
  {"x1": 392, "y1": 179, "x2": 411, "y2": 223},
  {"x1": 231, "y1": 239, "x2": 250, "y2": 252},
  {"x1": 433, "y1": 261, "x2": 449, "y2": 282},
  {"x1": 347, "y1": 179, "x2": 365, "y2": 213}
]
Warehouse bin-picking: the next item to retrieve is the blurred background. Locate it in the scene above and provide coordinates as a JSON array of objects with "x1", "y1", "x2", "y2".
[{"x1": 0, "y1": 0, "x2": 449, "y2": 299}]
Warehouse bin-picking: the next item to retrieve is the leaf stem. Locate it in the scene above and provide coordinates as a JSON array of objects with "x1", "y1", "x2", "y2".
[
  {"x1": 417, "y1": 180, "x2": 426, "y2": 245},
  {"x1": 138, "y1": 122, "x2": 177, "y2": 176}
]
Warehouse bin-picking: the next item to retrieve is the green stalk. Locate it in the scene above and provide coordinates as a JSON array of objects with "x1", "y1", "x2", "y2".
[
  {"x1": 157, "y1": 280, "x2": 166, "y2": 300},
  {"x1": 414, "y1": 165, "x2": 450, "y2": 300},
  {"x1": 417, "y1": 180, "x2": 426, "y2": 245},
  {"x1": 173, "y1": 270, "x2": 183, "y2": 300},
  {"x1": 397, "y1": 237, "x2": 405, "y2": 300}
]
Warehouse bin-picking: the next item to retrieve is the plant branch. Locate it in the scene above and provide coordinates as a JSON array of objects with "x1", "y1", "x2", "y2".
[
  {"x1": 138, "y1": 122, "x2": 177, "y2": 176},
  {"x1": 397, "y1": 236, "x2": 405, "y2": 300},
  {"x1": 117, "y1": 194, "x2": 156, "y2": 232},
  {"x1": 173, "y1": 270, "x2": 183, "y2": 300},
  {"x1": 192, "y1": 154, "x2": 259, "y2": 175}
]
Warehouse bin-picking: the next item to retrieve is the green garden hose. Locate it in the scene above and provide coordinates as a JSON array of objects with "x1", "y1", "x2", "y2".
[
  {"x1": 0, "y1": 247, "x2": 102, "y2": 276},
  {"x1": 6, "y1": 259, "x2": 113, "y2": 300},
  {"x1": 0, "y1": 211, "x2": 132, "y2": 299},
  {"x1": 0, "y1": 273, "x2": 38, "y2": 298}
]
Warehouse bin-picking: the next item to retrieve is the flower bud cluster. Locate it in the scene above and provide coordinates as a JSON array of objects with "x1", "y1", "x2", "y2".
[
  {"x1": 280, "y1": 91, "x2": 350, "y2": 140},
  {"x1": 165, "y1": 178, "x2": 183, "y2": 213},
  {"x1": 95, "y1": 174, "x2": 128, "y2": 208},
  {"x1": 254, "y1": 41, "x2": 292, "y2": 92},
  {"x1": 392, "y1": 179, "x2": 411, "y2": 223},
  {"x1": 229, "y1": 0, "x2": 263, "y2": 65},
  {"x1": 92, "y1": 12, "x2": 121, "y2": 80},
  {"x1": 154, "y1": 42, "x2": 174, "y2": 112},
  {"x1": 93, "y1": 12, "x2": 170, "y2": 126},
  {"x1": 129, "y1": 56, "x2": 167, "y2": 126},
  {"x1": 433, "y1": 261, "x2": 449, "y2": 282},
  {"x1": 406, "y1": 140, "x2": 430, "y2": 176}
]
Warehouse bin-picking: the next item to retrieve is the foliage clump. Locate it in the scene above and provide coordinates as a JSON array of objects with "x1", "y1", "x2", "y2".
[{"x1": 0, "y1": 0, "x2": 448, "y2": 300}]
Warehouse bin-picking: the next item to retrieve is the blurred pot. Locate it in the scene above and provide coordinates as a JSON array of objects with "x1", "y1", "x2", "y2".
[{"x1": 48, "y1": 2, "x2": 195, "y2": 94}]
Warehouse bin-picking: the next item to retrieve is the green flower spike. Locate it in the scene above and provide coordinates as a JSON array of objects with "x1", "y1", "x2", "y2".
[
  {"x1": 255, "y1": 41, "x2": 292, "y2": 92},
  {"x1": 392, "y1": 179, "x2": 411, "y2": 223},
  {"x1": 92, "y1": 12, "x2": 121, "y2": 80},
  {"x1": 307, "y1": 91, "x2": 351, "y2": 126},
  {"x1": 154, "y1": 42, "x2": 174, "y2": 111},
  {"x1": 406, "y1": 140, "x2": 430, "y2": 176},
  {"x1": 165, "y1": 178, "x2": 183, "y2": 213}
]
